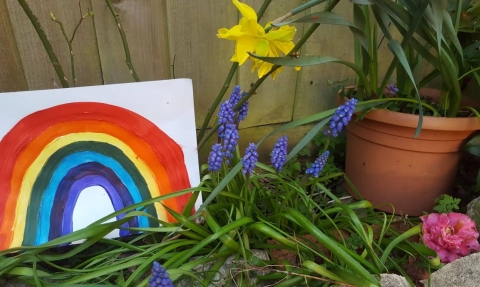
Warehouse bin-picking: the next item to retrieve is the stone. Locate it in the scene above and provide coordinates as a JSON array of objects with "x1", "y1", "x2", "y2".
[
  {"x1": 421, "y1": 252, "x2": 480, "y2": 286},
  {"x1": 380, "y1": 274, "x2": 410, "y2": 287},
  {"x1": 175, "y1": 249, "x2": 272, "y2": 287},
  {"x1": 466, "y1": 196, "x2": 480, "y2": 229}
]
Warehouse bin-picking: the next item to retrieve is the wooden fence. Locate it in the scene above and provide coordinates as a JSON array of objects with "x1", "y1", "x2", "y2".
[{"x1": 1, "y1": 0, "x2": 397, "y2": 156}]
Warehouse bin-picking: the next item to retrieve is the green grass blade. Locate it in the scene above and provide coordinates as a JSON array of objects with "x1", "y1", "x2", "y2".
[
  {"x1": 284, "y1": 208, "x2": 379, "y2": 285},
  {"x1": 286, "y1": 117, "x2": 331, "y2": 161}
]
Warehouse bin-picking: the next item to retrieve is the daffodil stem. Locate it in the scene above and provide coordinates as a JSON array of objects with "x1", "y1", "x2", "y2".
[
  {"x1": 198, "y1": 0, "x2": 341, "y2": 152},
  {"x1": 197, "y1": 0, "x2": 274, "y2": 144}
]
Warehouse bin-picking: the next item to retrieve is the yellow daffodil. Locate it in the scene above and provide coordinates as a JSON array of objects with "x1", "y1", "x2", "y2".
[{"x1": 217, "y1": 0, "x2": 300, "y2": 79}]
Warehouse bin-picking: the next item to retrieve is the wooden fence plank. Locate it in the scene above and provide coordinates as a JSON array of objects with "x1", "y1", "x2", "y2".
[
  {"x1": 238, "y1": 0, "x2": 305, "y2": 129},
  {"x1": 92, "y1": 0, "x2": 170, "y2": 84},
  {"x1": 166, "y1": 0, "x2": 238, "y2": 129},
  {"x1": 0, "y1": 0, "x2": 28, "y2": 92},
  {"x1": 6, "y1": 0, "x2": 102, "y2": 90}
]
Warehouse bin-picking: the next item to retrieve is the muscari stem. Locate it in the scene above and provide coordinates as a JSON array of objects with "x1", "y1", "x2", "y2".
[
  {"x1": 197, "y1": 0, "x2": 341, "y2": 152},
  {"x1": 197, "y1": 0, "x2": 274, "y2": 143},
  {"x1": 105, "y1": 0, "x2": 140, "y2": 82},
  {"x1": 17, "y1": 0, "x2": 69, "y2": 88}
]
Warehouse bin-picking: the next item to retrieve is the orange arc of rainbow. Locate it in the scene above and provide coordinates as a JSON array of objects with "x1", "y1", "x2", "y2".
[{"x1": 1, "y1": 120, "x2": 180, "y2": 247}]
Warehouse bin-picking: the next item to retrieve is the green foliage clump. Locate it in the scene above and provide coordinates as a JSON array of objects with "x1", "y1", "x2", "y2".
[
  {"x1": 433, "y1": 194, "x2": 461, "y2": 213},
  {"x1": 345, "y1": 233, "x2": 365, "y2": 251}
]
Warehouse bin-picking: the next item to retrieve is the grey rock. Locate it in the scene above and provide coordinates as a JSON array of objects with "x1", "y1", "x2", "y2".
[
  {"x1": 380, "y1": 273, "x2": 410, "y2": 287},
  {"x1": 337, "y1": 274, "x2": 409, "y2": 287},
  {"x1": 175, "y1": 249, "x2": 271, "y2": 287},
  {"x1": 467, "y1": 196, "x2": 480, "y2": 229},
  {"x1": 421, "y1": 252, "x2": 480, "y2": 287}
]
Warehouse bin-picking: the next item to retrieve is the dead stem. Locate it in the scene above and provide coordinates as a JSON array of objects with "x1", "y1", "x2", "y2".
[
  {"x1": 16, "y1": 0, "x2": 69, "y2": 87},
  {"x1": 105, "y1": 0, "x2": 140, "y2": 82}
]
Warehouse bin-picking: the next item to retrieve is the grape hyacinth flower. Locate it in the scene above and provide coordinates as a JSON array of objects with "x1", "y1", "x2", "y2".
[
  {"x1": 229, "y1": 85, "x2": 242, "y2": 106},
  {"x1": 217, "y1": 86, "x2": 249, "y2": 136},
  {"x1": 421, "y1": 213, "x2": 480, "y2": 263},
  {"x1": 387, "y1": 83, "x2": 399, "y2": 95},
  {"x1": 217, "y1": 100, "x2": 235, "y2": 138},
  {"x1": 207, "y1": 143, "x2": 224, "y2": 172},
  {"x1": 306, "y1": 151, "x2": 330, "y2": 177},
  {"x1": 324, "y1": 98, "x2": 358, "y2": 137},
  {"x1": 222, "y1": 123, "x2": 239, "y2": 163},
  {"x1": 148, "y1": 261, "x2": 174, "y2": 287},
  {"x1": 242, "y1": 143, "x2": 258, "y2": 175},
  {"x1": 237, "y1": 91, "x2": 249, "y2": 123},
  {"x1": 271, "y1": 136, "x2": 288, "y2": 172}
]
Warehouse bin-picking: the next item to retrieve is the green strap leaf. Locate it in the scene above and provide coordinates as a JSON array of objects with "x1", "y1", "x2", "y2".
[
  {"x1": 464, "y1": 134, "x2": 480, "y2": 156},
  {"x1": 273, "y1": 12, "x2": 369, "y2": 51},
  {"x1": 387, "y1": 39, "x2": 424, "y2": 137},
  {"x1": 443, "y1": 10, "x2": 464, "y2": 60},
  {"x1": 248, "y1": 53, "x2": 372, "y2": 96},
  {"x1": 284, "y1": 208, "x2": 380, "y2": 285}
]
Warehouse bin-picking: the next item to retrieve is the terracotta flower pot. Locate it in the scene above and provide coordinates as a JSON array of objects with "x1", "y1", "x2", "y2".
[{"x1": 344, "y1": 88, "x2": 480, "y2": 216}]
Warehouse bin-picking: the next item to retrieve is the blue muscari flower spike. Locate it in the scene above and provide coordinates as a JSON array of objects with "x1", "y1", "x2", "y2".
[
  {"x1": 306, "y1": 151, "x2": 330, "y2": 177},
  {"x1": 237, "y1": 91, "x2": 249, "y2": 123},
  {"x1": 271, "y1": 136, "x2": 288, "y2": 172},
  {"x1": 229, "y1": 85, "x2": 242, "y2": 106},
  {"x1": 387, "y1": 84, "x2": 399, "y2": 95},
  {"x1": 222, "y1": 123, "x2": 239, "y2": 164},
  {"x1": 324, "y1": 98, "x2": 358, "y2": 137},
  {"x1": 218, "y1": 86, "x2": 250, "y2": 136},
  {"x1": 218, "y1": 100, "x2": 235, "y2": 138},
  {"x1": 242, "y1": 143, "x2": 258, "y2": 175},
  {"x1": 148, "y1": 261, "x2": 174, "y2": 287},
  {"x1": 207, "y1": 143, "x2": 223, "y2": 172}
]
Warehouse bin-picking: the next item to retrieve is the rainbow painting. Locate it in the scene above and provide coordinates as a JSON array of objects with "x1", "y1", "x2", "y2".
[{"x1": 0, "y1": 79, "x2": 201, "y2": 250}]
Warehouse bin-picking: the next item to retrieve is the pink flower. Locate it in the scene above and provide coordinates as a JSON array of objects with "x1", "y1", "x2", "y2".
[{"x1": 421, "y1": 213, "x2": 480, "y2": 263}]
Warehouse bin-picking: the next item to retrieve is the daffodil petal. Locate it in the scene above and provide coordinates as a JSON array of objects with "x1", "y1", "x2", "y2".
[
  {"x1": 239, "y1": 18, "x2": 264, "y2": 38},
  {"x1": 236, "y1": 36, "x2": 259, "y2": 65},
  {"x1": 232, "y1": 0, "x2": 257, "y2": 22},
  {"x1": 217, "y1": 25, "x2": 245, "y2": 40},
  {"x1": 258, "y1": 61, "x2": 273, "y2": 78},
  {"x1": 265, "y1": 25, "x2": 296, "y2": 42},
  {"x1": 271, "y1": 66, "x2": 284, "y2": 80},
  {"x1": 271, "y1": 40, "x2": 295, "y2": 55},
  {"x1": 255, "y1": 38, "x2": 270, "y2": 57}
]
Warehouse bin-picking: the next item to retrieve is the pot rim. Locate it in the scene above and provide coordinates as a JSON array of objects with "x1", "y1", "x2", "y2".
[
  {"x1": 341, "y1": 86, "x2": 480, "y2": 132},
  {"x1": 358, "y1": 109, "x2": 480, "y2": 131}
]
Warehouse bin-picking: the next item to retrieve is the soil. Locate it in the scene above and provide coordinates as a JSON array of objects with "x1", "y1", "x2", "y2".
[{"x1": 454, "y1": 152, "x2": 480, "y2": 213}]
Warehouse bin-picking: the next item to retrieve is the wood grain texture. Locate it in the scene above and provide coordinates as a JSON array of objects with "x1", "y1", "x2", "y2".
[
  {"x1": 6, "y1": 0, "x2": 102, "y2": 90},
  {"x1": 293, "y1": 1, "x2": 356, "y2": 120},
  {"x1": 166, "y1": 0, "x2": 238, "y2": 129},
  {"x1": 92, "y1": 0, "x2": 171, "y2": 84},
  {"x1": 238, "y1": 0, "x2": 305, "y2": 129},
  {"x1": 0, "y1": 0, "x2": 28, "y2": 92}
]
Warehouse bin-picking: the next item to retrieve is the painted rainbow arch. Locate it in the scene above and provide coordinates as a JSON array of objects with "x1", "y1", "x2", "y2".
[{"x1": 0, "y1": 102, "x2": 192, "y2": 249}]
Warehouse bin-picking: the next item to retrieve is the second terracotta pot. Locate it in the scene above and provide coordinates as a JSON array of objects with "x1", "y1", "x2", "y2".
[{"x1": 345, "y1": 90, "x2": 480, "y2": 216}]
